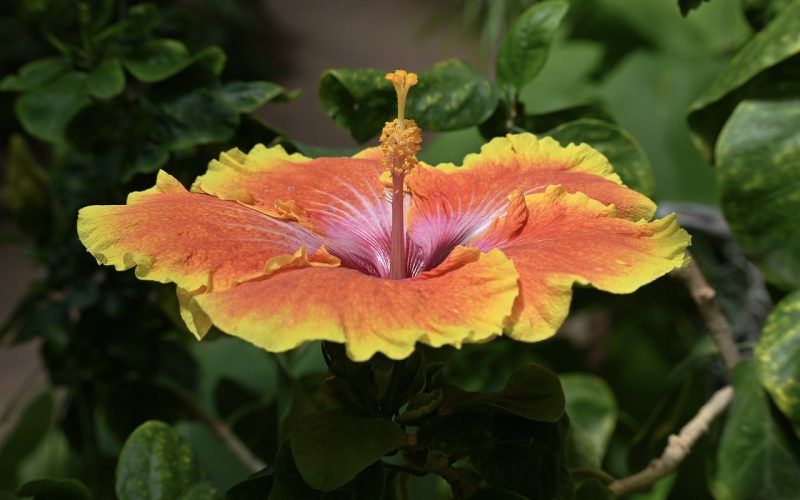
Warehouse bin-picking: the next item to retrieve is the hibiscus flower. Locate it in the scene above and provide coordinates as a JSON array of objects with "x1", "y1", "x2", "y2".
[{"x1": 78, "y1": 70, "x2": 689, "y2": 361}]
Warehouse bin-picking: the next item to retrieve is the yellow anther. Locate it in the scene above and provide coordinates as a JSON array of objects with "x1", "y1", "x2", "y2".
[
  {"x1": 381, "y1": 69, "x2": 421, "y2": 175},
  {"x1": 380, "y1": 119, "x2": 422, "y2": 175}
]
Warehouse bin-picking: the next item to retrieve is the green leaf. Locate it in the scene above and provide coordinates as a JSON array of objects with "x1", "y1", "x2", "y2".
[
  {"x1": 124, "y1": 39, "x2": 192, "y2": 83},
  {"x1": 688, "y1": 1, "x2": 800, "y2": 161},
  {"x1": 115, "y1": 420, "x2": 203, "y2": 500},
  {"x1": 14, "y1": 71, "x2": 90, "y2": 143},
  {"x1": 0, "y1": 57, "x2": 70, "y2": 92},
  {"x1": 318, "y1": 68, "x2": 395, "y2": 143},
  {"x1": 161, "y1": 89, "x2": 239, "y2": 149},
  {"x1": 16, "y1": 479, "x2": 91, "y2": 500},
  {"x1": 318, "y1": 60, "x2": 497, "y2": 143},
  {"x1": 177, "y1": 482, "x2": 221, "y2": 500},
  {"x1": 219, "y1": 81, "x2": 296, "y2": 114},
  {"x1": 472, "y1": 488, "x2": 530, "y2": 499},
  {"x1": 407, "y1": 59, "x2": 498, "y2": 132},
  {"x1": 756, "y1": 290, "x2": 800, "y2": 436},
  {"x1": 0, "y1": 392, "x2": 54, "y2": 490},
  {"x1": 743, "y1": 0, "x2": 795, "y2": 29},
  {"x1": 716, "y1": 98, "x2": 800, "y2": 290},
  {"x1": 678, "y1": 0, "x2": 711, "y2": 16},
  {"x1": 442, "y1": 363, "x2": 565, "y2": 422},
  {"x1": 87, "y1": 58, "x2": 125, "y2": 99},
  {"x1": 560, "y1": 373, "x2": 617, "y2": 468},
  {"x1": 496, "y1": 0, "x2": 569, "y2": 91},
  {"x1": 546, "y1": 118, "x2": 656, "y2": 196},
  {"x1": 225, "y1": 468, "x2": 273, "y2": 500},
  {"x1": 0, "y1": 134, "x2": 48, "y2": 215},
  {"x1": 290, "y1": 409, "x2": 405, "y2": 491},
  {"x1": 395, "y1": 389, "x2": 444, "y2": 425},
  {"x1": 713, "y1": 360, "x2": 800, "y2": 500}
]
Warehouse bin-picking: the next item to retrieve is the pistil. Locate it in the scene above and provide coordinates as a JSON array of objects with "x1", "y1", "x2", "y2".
[{"x1": 381, "y1": 70, "x2": 422, "y2": 280}]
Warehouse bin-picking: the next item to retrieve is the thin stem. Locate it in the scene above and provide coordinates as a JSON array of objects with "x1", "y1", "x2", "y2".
[
  {"x1": 155, "y1": 379, "x2": 266, "y2": 473},
  {"x1": 671, "y1": 254, "x2": 741, "y2": 376},
  {"x1": 608, "y1": 386, "x2": 734, "y2": 496},
  {"x1": 389, "y1": 173, "x2": 406, "y2": 280}
]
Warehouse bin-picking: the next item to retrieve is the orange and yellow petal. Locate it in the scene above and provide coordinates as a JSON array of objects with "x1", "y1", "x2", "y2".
[
  {"x1": 192, "y1": 246, "x2": 519, "y2": 361},
  {"x1": 471, "y1": 185, "x2": 690, "y2": 342},
  {"x1": 77, "y1": 170, "x2": 322, "y2": 294}
]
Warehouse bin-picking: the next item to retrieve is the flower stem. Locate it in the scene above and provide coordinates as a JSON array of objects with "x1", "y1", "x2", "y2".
[{"x1": 389, "y1": 172, "x2": 406, "y2": 280}]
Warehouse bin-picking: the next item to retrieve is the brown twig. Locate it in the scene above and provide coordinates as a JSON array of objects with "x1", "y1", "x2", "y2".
[
  {"x1": 671, "y1": 255, "x2": 741, "y2": 376},
  {"x1": 609, "y1": 253, "x2": 742, "y2": 496},
  {"x1": 608, "y1": 385, "x2": 733, "y2": 496}
]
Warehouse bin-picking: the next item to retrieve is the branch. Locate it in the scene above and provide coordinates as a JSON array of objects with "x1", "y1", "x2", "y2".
[
  {"x1": 671, "y1": 255, "x2": 741, "y2": 376},
  {"x1": 608, "y1": 385, "x2": 733, "y2": 496}
]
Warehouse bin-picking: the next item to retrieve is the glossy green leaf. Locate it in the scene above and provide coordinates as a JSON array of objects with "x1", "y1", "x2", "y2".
[
  {"x1": 161, "y1": 89, "x2": 239, "y2": 149},
  {"x1": 496, "y1": 0, "x2": 569, "y2": 91},
  {"x1": 115, "y1": 421, "x2": 202, "y2": 500},
  {"x1": 713, "y1": 361, "x2": 800, "y2": 500},
  {"x1": 546, "y1": 118, "x2": 656, "y2": 196},
  {"x1": 87, "y1": 58, "x2": 125, "y2": 99},
  {"x1": 688, "y1": 1, "x2": 800, "y2": 160},
  {"x1": 318, "y1": 68, "x2": 394, "y2": 143},
  {"x1": 219, "y1": 81, "x2": 295, "y2": 114},
  {"x1": 442, "y1": 363, "x2": 565, "y2": 422},
  {"x1": 406, "y1": 59, "x2": 497, "y2": 132},
  {"x1": 395, "y1": 389, "x2": 443, "y2": 425},
  {"x1": 16, "y1": 478, "x2": 91, "y2": 500},
  {"x1": 716, "y1": 98, "x2": 800, "y2": 290},
  {"x1": 318, "y1": 60, "x2": 497, "y2": 143},
  {"x1": 0, "y1": 57, "x2": 70, "y2": 92},
  {"x1": 15, "y1": 71, "x2": 90, "y2": 143},
  {"x1": 177, "y1": 481, "x2": 221, "y2": 500},
  {"x1": 756, "y1": 291, "x2": 800, "y2": 436},
  {"x1": 290, "y1": 409, "x2": 405, "y2": 491},
  {"x1": 560, "y1": 373, "x2": 617, "y2": 468},
  {"x1": 124, "y1": 39, "x2": 192, "y2": 83}
]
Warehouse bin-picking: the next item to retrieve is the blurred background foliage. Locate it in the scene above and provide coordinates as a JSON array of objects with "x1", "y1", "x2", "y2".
[{"x1": 0, "y1": 0, "x2": 798, "y2": 499}]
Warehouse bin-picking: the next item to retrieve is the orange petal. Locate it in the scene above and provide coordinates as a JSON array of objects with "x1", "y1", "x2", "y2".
[
  {"x1": 77, "y1": 170, "x2": 323, "y2": 294},
  {"x1": 192, "y1": 246, "x2": 519, "y2": 361},
  {"x1": 407, "y1": 133, "x2": 655, "y2": 234},
  {"x1": 472, "y1": 185, "x2": 690, "y2": 342},
  {"x1": 192, "y1": 144, "x2": 399, "y2": 277}
]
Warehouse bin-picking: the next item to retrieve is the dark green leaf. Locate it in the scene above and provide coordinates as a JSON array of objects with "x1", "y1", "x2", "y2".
[
  {"x1": 87, "y1": 58, "x2": 125, "y2": 99},
  {"x1": 15, "y1": 71, "x2": 90, "y2": 143},
  {"x1": 713, "y1": 361, "x2": 800, "y2": 499},
  {"x1": 225, "y1": 468, "x2": 273, "y2": 500},
  {"x1": 547, "y1": 118, "x2": 656, "y2": 196},
  {"x1": 496, "y1": 0, "x2": 569, "y2": 91},
  {"x1": 443, "y1": 363, "x2": 565, "y2": 422},
  {"x1": 0, "y1": 58, "x2": 70, "y2": 92},
  {"x1": 560, "y1": 373, "x2": 617, "y2": 468},
  {"x1": 716, "y1": 98, "x2": 800, "y2": 290},
  {"x1": 177, "y1": 481, "x2": 221, "y2": 500},
  {"x1": 395, "y1": 389, "x2": 443, "y2": 425},
  {"x1": 318, "y1": 68, "x2": 395, "y2": 143},
  {"x1": 574, "y1": 478, "x2": 612, "y2": 500},
  {"x1": 269, "y1": 441, "x2": 315, "y2": 500},
  {"x1": 290, "y1": 409, "x2": 405, "y2": 491},
  {"x1": 688, "y1": 1, "x2": 800, "y2": 161},
  {"x1": 124, "y1": 39, "x2": 192, "y2": 83},
  {"x1": 219, "y1": 81, "x2": 295, "y2": 114},
  {"x1": 0, "y1": 134, "x2": 48, "y2": 215},
  {"x1": 115, "y1": 420, "x2": 202, "y2": 500},
  {"x1": 406, "y1": 59, "x2": 498, "y2": 132},
  {"x1": 97, "y1": 3, "x2": 160, "y2": 41},
  {"x1": 0, "y1": 392, "x2": 53, "y2": 490},
  {"x1": 678, "y1": 0, "x2": 710, "y2": 16},
  {"x1": 756, "y1": 291, "x2": 800, "y2": 436},
  {"x1": 318, "y1": 60, "x2": 497, "y2": 143},
  {"x1": 161, "y1": 89, "x2": 239, "y2": 150},
  {"x1": 16, "y1": 479, "x2": 91, "y2": 500}
]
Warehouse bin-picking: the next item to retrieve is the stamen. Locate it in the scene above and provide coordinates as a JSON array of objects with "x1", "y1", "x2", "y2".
[{"x1": 380, "y1": 70, "x2": 422, "y2": 280}]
